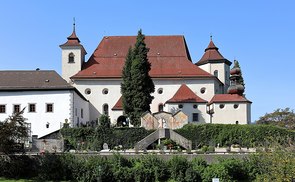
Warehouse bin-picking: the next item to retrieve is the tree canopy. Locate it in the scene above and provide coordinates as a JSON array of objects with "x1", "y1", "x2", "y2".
[
  {"x1": 256, "y1": 107, "x2": 295, "y2": 129},
  {"x1": 0, "y1": 108, "x2": 29, "y2": 154},
  {"x1": 121, "y1": 29, "x2": 155, "y2": 126}
]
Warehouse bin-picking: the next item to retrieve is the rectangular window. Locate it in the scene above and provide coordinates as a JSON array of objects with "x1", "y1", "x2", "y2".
[
  {"x1": 29, "y1": 104, "x2": 36, "y2": 112},
  {"x1": 13, "y1": 104, "x2": 20, "y2": 113},
  {"x1": 0, "y1": 105, "x2": 6, "y2": 113},
  {"x1": 192, "y1": 113, "x2": 199, "y2": 122},
  {"x1": 75, "y1": 108, "x2": 77, "y2": 116},
  {"x1": 46, "y1": 103, "x2": 53, "y2": 113},
  {"x1": 81, "y1": 109, "x2": 83, "y2": 118}
]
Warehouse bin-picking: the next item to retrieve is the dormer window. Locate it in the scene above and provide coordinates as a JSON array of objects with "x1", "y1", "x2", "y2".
[{"x1": 68, "y1": 52, "x2": 75, "y2": 63}]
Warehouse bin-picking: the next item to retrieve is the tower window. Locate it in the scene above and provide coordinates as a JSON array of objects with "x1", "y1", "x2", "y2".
[
  {"x1": 158, "y1": 104, "x2": 164, "y2": 112},
  {"x1": 214, "y1": 70, "x2": 218, "y2": 78},
  {"x1": 219, "y1": 104, "x2": 225, "y2": 109},
  {"x1": 68, "y1": 53, "x2": 75, "y2": 63},
  {"x1": 234, "y1": 104, "x2": 239, "y2": 109},
  {"x1": 103, "y1": 104, "x2": 109, "y2": 116},
  {"x1": 178, "y1": 104, "x2": 183, "y2": 109}
]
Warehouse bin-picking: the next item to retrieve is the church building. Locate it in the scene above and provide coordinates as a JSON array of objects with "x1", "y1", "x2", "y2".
[{"x1": 60, "y1": 26, "x2": 252, "y2": 127}]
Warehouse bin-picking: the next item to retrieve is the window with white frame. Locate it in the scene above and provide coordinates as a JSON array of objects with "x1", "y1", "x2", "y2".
[
  {"x1": 46, "y1": 103, "x2": 53, "y2": 113},
  {"x1": 28, "y1": 104, "x2": 36, "y2": 112},
  {"x1": 13, "y1": 104, "x2": 20, "y2": 113},
  {"x1": 0, "y1": 105, "x2": 6, "y2": 113},
  {"x1": 192, "y1": 113, "x2": 199, "y2": 122}
]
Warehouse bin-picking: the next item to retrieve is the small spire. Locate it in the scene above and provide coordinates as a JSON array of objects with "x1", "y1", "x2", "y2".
[
  {"x1": 73, "y1": 17, "x2": 76, "y2": 32},
  {"x1": 210, "y1": 34, "x2": 213, "y2": 41}
]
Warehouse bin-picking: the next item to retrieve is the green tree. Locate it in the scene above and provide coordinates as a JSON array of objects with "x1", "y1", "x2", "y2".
[
  {"x1": 256, "y1": 108, "x2": 295, "y2": 129},
  {"x1": 121, "y1": 47, "x2": 134, "y2": 118},
  {"x1": 121, "y1": 29, "x2": 155, "y2": 126},
  {"x1": 0, "y1": 108, "x2": 29, "y2": 154},
  {"x1": 99, "y1": 114, "x2": 111, "y2": 128},
  {"x1": 234, "y1": 60, "x2": 245, "y2": 87}
]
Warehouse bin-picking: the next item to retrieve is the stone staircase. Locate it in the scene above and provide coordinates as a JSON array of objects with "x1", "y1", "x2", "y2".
[{"x1": 135, "y1": 128, "x2": 192, "y2": 150}]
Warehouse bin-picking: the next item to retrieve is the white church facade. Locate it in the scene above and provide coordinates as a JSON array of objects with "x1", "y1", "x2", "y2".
[
  {"x1": 0, "y1": 26, "x2": 251, "y2": 138},
  {"x1": 60, "y1": 27, "x2": 251, "y2": 127}
]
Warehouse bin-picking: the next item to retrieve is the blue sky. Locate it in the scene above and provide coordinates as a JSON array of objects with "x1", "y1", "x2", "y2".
[{"x1": 0, "y1": 1, "x2": 294, "y2": 122}]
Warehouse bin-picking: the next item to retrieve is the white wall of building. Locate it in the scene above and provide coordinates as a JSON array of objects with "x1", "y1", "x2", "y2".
[
  {"x1": 0, "y1": 90, "x2": 88, "y2": 138},
  {"x1": 72, "y1": 91, "x2": 89, "y2": 127},
  {"x1": 73, "y1": 78, "x2": 219, "y2": 125},
  {"x1": 61, "y1": 47, "x2": 85, "y2": 83},
  {"x1": 166, "y1": 103, "x2": 209, "y2": 123},
  {"x1": 199, "y1": 63, "x2": 230, "y2": 92},
  {"x1": 210, "y1": 102, "x2": 250, "y2": 124}
]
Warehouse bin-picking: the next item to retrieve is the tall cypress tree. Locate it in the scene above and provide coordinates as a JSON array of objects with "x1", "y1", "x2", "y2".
[
  {"x1": 121, "y1": 30, "x2": 155, "y2": 126},
  {"x1": 121, "y1": 47, "x2": 134, "y2": 117}
]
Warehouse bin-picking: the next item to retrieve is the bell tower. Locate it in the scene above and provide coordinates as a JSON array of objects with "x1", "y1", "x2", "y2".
[
  {"x1": 60, "y1": 21, "x2": 87, "y2": 83},
  {"x1": 196, "y1": 37, "x2": 232, "y2": 93}
]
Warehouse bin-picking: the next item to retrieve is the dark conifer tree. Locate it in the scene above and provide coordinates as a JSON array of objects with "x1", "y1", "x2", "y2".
[
  {"x1": 121, "y1": 47, "x2": 134, "y2": 118},
  {"x1": 121, "y1": 30, "x2": 155, "y2": 126}
]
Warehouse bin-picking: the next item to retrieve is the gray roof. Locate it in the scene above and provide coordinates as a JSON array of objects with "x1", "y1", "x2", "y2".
[{"x1": 0, "y1": 70, "x2": 73, "y2": 90}]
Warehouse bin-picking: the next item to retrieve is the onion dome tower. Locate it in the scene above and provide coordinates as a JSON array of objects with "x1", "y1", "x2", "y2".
[{"x1": 227, "y1": 60, "x2": 245, "y2": 95}]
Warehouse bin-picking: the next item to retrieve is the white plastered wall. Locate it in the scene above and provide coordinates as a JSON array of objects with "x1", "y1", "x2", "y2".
[{"x1": 211, "y1": 102, "x2": 251, "y2": 124}]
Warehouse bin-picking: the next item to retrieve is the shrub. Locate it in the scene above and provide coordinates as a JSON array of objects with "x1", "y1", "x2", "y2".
[{"x1": 168, "y1": 156, "x2": 189, "y2": 182}]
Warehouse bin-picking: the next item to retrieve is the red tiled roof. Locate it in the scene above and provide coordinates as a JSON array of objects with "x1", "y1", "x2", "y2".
[
  {"x1": 196, "y1": 40, "x2": 231, "y2": 66},
  {"x1": 112, "y1": 96, "x2": 123, "y2": 110},
  {"x1": 71, "y1": 36, "x2": 213, "y2": 79},
  {"x1": 166, "y1": 84, "x2": 207, "y2": 103},
  {"x1": 208, "y1": 94, "x2": 252, "y2": 105},
  {"x1": 59, "y1": 30, "x2": 87, "y2": 55}
]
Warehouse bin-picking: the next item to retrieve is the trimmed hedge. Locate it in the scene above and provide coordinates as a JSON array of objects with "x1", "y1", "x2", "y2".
[
  {"x1": 175, "y1": 124, "x2": 295, "y2": 148},
  {"x1": 61, "y1": 127, "x2": 153, "y2": 151},
  {"x1": 61, "y1": 124, "x2": 295, "y2": 151}
]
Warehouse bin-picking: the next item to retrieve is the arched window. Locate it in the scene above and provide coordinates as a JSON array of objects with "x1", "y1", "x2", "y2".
[
  {"x1": 68, "y1": 53, "x2": 75, "y2": 63},
  {"x1": 214, "y1": 70, "x2": 218, "y2": 78},
  {"x1": 103, "y1": 104, "x2": 109, "y2": 116},
  {"x1": 158, "y1": 104, "x2": 164, "y2": 112}
]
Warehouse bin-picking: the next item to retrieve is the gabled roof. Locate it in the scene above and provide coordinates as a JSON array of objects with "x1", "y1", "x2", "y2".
[
  {"x1": 112, "y1": 96, "x2": 123, "y2": 110},
  {"x1": 71, "y1": 36, "x2": 214, "y2": 79},
  {"x1": 196, "y1": 39, "x2": 231, "y2": 66},
  {"x1": 208, "y1": 94, "x2": 252, "y2": 105},
  {"x1": 166, "y1": 84, "x2": 207, "y2": 103},
  {"x1": 0, "y1": 70, "x2": 73, "y2": 90},
  {"x1": 0, "y1": 70, "x2": 88, "y2": 101}
]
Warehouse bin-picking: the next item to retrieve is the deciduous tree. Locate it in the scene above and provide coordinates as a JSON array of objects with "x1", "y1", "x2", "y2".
[{"x1": 256, "y1": 107, "x2": 295, "y2": 129}]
